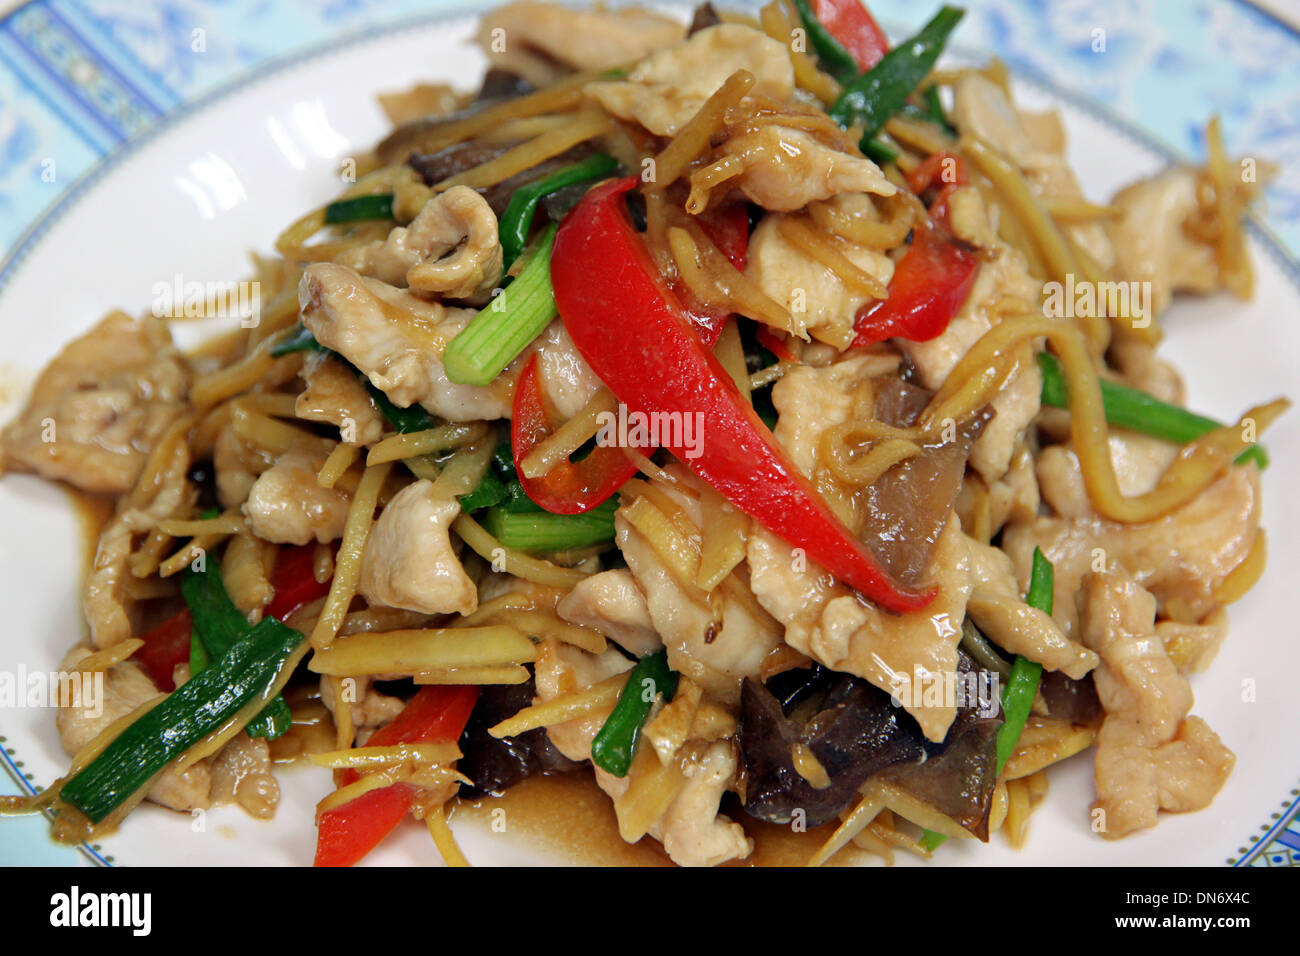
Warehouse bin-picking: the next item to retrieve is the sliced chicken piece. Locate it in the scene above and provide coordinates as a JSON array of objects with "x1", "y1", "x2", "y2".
[
  {"x1": 1004, "y1": 463, "x2": 1260, "y2": 637},
  {"x1": 1156, "y1": 607, "x2": 1228, "y2": 675},
  {"x1": 1078, "y1": 571, "x2": 1233, "y2": 838},
  {"x1": 1036, "y1": 431, "x2": 1178, "y2": 520},
  {"x1": 742, "y1": 355, "x2": 972, "y2": 741},
  {"x1": 208, "y1": 733, "x2": 280, "y2": 820},
  {"x1": 965, "y1": 538, "x2": 1098, "y2": 679},
  {"x1": 532, "y1": 639, "x2": 749, "y2": 866},
  {"x1": 533, "y1": 639, "x2": 636, "y2": 765},
  {"x1": 479, "y1": 1, "x2": 684, "y2": 88},
  {"x1": 1077, "y1": 571, "x2": 1191, "y2": 740},
  {"x1": 556, "y1": 569, "x2": 663, "y2": 657},
  {"x1": 0, "y1": 312, "x2": 189, "y2": 494},
  {"x1": 616, "y1": 466, "x2": 783, "y2": 706},
  {"x1": 295, "y1": 352, "x2": 385, "y2": 446},
  {"x1": 1109, "y1": 336, "x2": 1185, "y2": 406},
  {"x1": 750, "y1": 516, "x2": 970, "y2": 743},
  {"x1": 953, "y1": 74, "x2": 1114, "y2": 271},
  {"x1": 243, "y1": 448, "x2": 351, "y2": 545},
  {"x1": 981, "y1": 443, "x2": 1040, "y2": 536},
  {"x1": 531, "y1": 320, "x2": 603, "y2": 420},
  {"x1": 320, "y1": 674, "x2": 406, "y2": 733},
  {"x1": 83, "y1": 516, "x2": 135, "y2": 649},
  {"x1": 969, "y1": 352, "x2": 1041, "y2": 483},
  {"x1": 56, "y1": 646, "x2": 211, "y2": 812},
  {"x1": 659, "y1": 740, "x2": 752, "y2": 867},
  {"x1": 300, "y1": 264, "x2": 513, "y2": 423},
  {"x1": 358, "y1": 478, "x2": 477, "y2": 616},
  {"x1": 335, "y1": 186, "x2": 503, "y2": 303},
  {"x1": 1105, "y1": 167, "x2": 1223, "y2": 317},
  {"x1": 1092, "y1": 715, "x2": 1234, "y2": 839},
  {"x1": 587, "y1": 24, "x2": 792, "y2": 137},
  {"x1": 718, "y1": 125, "x2": 895, "y2": 213},
  {"x1": 213, "y1": 425, "x2": 274, "y2": 510},
  {"x1": 745, "y1": 202, "x2": 895, "y2": 345}
]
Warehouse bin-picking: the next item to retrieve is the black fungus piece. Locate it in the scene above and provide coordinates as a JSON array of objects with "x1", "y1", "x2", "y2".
[
  {"x1": 739, "y1": 651, "x2": 1004, "y2": 836},
  {"x1": 860, "y1": 377, "x2": 992, "y2": 585},
  {"x1": 688, "y1": 2, "x2": 721, "y2": 34},
  {"x1": 478, "y1": 68, "x2": 535, "y2": 102},
  {"x1": 407, "y1": 142, "x2": 597, "y2": 218},
  {"x1": 1038, "y1": 669, "x2": 1103, "y2": 727},
  {"x1": 881, "y1": 651, "x2": 1004, "y2": 840},
  {"x1": 457, "y1": 678, "x2": 581, "y2": 798},
  {"x1": 738, "y1": 671, "x2": 927, "y2": 827}
]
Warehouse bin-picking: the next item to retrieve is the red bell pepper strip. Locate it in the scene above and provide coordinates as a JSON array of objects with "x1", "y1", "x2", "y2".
[
  {"x1": 853, "y1": 224, "x2": 979, "y2": 345},
  {"x1": 265, "y1": 544, "x2": 333, "y2": 622},
  {"x1": 135, "y1": 609, "x2": 193, "y2": 692},
  {"x1": 134, "y1": 544, "x2": 329, "y2": 692},
  {"x1": 313, "y1": 685, "x2": 479, "y2": 867},
  {"x1": 854, "y1": 152, "x2": 978, "y2": 345},
  {"x1": 756, "y1": 326, "x2": 798, "y2": 364},
  {"x1": 512, "y1": 353, "x2": 644, "y2": 515},
  {"x1": 811, "y1": 0, "x2": 890, "y2": 70},
  {"x1": 510, "y1": 199, "x2": 749, "y2": 515},
  {"x1": 551, "y1": 177, "x2": 934, "y2": 613},
  {"x1": 905, "y1": 150, "x2": 967, "y2": 225}
]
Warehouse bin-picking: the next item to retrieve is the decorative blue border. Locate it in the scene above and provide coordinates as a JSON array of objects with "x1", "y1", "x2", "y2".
[{"x1": 0, "y1": 0, "x2": 1297, "y2": 867}]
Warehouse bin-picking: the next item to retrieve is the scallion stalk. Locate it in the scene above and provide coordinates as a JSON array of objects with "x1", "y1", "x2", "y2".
[
  {"x1": 590, "y1": 649, "x2": 679, "y2": 777},
  {"x1": 480, "y1": 496, "x2": 617, "y2": 551},
  {"x1": 499, "y1": 153, "x2": 618, "y2": 267},
  {"x1": 829, "y1": 6, "x2": 965, "y2": 145},
  {"x1": 442, "y1": 223, "x2": 559, "y2": 387},
  {"x1": 324, "y1": 193, "x2": 394, "y2": 224},
  {"x1": 1036, "y1": 352, "x2": 1268, "y2": 468}
]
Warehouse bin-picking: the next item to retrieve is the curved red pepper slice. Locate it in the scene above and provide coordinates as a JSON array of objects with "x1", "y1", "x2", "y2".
[
  {"x1": 812, "y1": 0, "x2": 891, "y2": 70},
  {"x1": 135, "y1": 609, "x2": 193, "y2": 692},
  {"x1": 853, "y1": 224, "x2": 979, "y2": 345},
  {"x1": 314, "y1": 685, "x2": 479, "y2": 867},
  {"x1": 855, "y1": 152, "x2": 979, "y2": 346},
  {"x1": 551, "y1": 177, "x2": 934, "y2": 613},
  {"x1": 265, "y1": 544, "x2": 333, "y2": 622},
  {"x1": 512, "y1": 353, "x2": 643, "y2": 515}
]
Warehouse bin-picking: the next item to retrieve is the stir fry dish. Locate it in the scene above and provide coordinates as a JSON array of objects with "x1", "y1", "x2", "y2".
[{"x1": 0, "y1": 0, "x2": 1287, "y2": 867}]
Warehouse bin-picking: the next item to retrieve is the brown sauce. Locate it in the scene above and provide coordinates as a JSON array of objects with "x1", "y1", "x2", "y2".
[
  {"x1": 65, "y1": 486, "x2": 868, "y2": 867},
  {"x1": 452, "y1": 770, "x2": 870, "y2": 867},
  {"x1": 65, "y1": 488, "x2": 115, "y2": 574}
]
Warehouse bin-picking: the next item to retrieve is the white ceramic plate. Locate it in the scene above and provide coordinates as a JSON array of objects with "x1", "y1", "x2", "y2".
[{"x1": 1, "y1": 3, "x2": 1298, "y2": 867}]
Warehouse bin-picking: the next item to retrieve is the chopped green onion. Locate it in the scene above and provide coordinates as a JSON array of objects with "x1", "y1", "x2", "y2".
[
  {"x1": 924, "y1": 83, "x2": 954, "y2": 133},
  {"x1": 863, "y1": 136, "x2": 901, "y2": 165},
  {"x1": 790, "y1": 0, "x2": 859, "y2": 83},
  {"x1": 590, "y1": 649, "x2": 679, "y2": 777},
  {"x1": 181, "y1": 563, "x2": 291, "y2": 740},
  {"x1": 995, "y1": 548, "x2": 1052, "y2": 775},
  {"x1": 364, "y1": 380, "x2": 433, "y2": 434},
  {"x1": 480, "y1": 496, "x2": 618, "y2": 551},
  {"x1": 920, "y1": 829, "x2": 949, "y2": 852},
  {"x1": 457, "y1": 465, "x2": 510, "y2": 512},
  {"x1": 442, "y1": 223, "x2": 559, "y2": 387},
  {"x1": 324, "y1": 193, "x2": 394, "y2": 224},
  {"x1": 829, "y1": 6, "x2": 965, "y2": 145},
  {"x1": 1036, "y1": 352, "x2": 1268, "y2": 468},
  {"x1": 270, "y1": 323, "x2": 327, "y2": 358},
  {"x1": 59, "y1": 617, "x2": 306, "y2": 823},
  {"x1": 499, "y1": 153, "x2": 618, "y2": 267}
]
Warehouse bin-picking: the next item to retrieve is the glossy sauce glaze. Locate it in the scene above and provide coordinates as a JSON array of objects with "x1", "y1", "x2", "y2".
[{"x1": 69, "y1": 488, "x2": 865, "y2": 866}]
